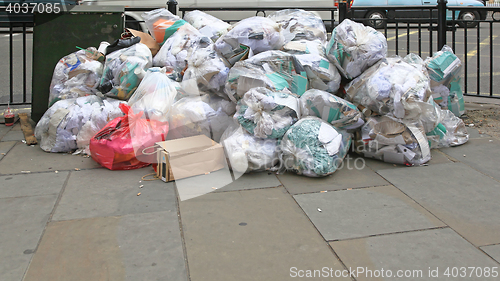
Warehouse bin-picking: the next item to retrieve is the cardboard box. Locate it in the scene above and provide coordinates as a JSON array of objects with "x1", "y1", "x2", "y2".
[
  {"x1": 156, "y1": 135, "x2": 226, "y2": 182},
  {"x1": 125, "y1": 28, "x2": 161, "y2": 56}
]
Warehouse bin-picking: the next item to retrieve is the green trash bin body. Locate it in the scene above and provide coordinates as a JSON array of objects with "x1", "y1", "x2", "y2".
[{"x1": 31, "y1": 5, "x2": 124, "y2": 122}]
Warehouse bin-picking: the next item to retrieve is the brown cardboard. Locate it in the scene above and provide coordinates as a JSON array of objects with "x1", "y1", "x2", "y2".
[
  {"x1": 156, "y1": 135, "x2": 226, "y2": 182},
  {"x1": 125, "y1": 28, "x2": 160, "y2": 56}
]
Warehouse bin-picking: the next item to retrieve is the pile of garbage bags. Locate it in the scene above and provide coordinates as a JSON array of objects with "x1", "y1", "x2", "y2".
[{"x1": 36, "y1": 8, "x2": 469, "y2": 175}]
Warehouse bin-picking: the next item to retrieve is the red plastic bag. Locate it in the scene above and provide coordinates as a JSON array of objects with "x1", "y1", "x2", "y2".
[{"x1": 90, "y1": 104, "x2": 169, "y2": 170}]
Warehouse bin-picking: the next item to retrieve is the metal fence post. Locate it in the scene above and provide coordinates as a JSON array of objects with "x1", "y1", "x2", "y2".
[
  {"x1": 167, "y1": 0, "x2": 178, "y2": 15},
  {"x1": 339, "y1": 0, "x2": 347, "y2": 23},
  {"x1": 437, "y1": 0, "x2": 447, "y2": 50}
]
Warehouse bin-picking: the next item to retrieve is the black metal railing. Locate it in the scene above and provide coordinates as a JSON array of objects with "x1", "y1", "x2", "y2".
[
  {"x1": 0, "y1": 22, "x2": 32, "y2": 106},
  {"x1": 446, "y1": 5, "x2": 500, "y2": 97}
]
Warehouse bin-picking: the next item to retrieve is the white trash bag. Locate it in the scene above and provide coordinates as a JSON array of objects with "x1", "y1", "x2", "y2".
[
  {"x1": 267, "y1": 9, "x2": 327, "y2": 43},
  {"x1": 49, "y1": 47, "x2": 103, "y2": 106},
  {"x1": 215, "y1": 17, "x2": 285, "y2": 66},
  {"x1": 35, "y1": 96, "x2": 124, "y2": 154},
  {"x1": 183, "y1": 10, "x2": 231, "y2": 41},
  {"x1": 345, "y1": 57, "x2": 432, "y2": 120},
  {"x1": 225, "y1": 50, "x2": 308, "y2": 102},
  {"x1": 168, "y1": 94, "x2": 236, "y2": 142},
  {"x1": 99, "y1": 43, "x2": 152, "y2": 100},
  {"x1": 300, "y1": 89, "x2": 363, "y2": 130},
  {"x1": 142, "y1": 8, "x2": 187, "y2": 46},
  {"x1": 234, "y1": 87, "x2": 300, "y2": 139},
  {"x1": 128, "y1": 67, "x2": 178, "y2": 122},
  {"x1": 326, "y1": 19, "x2": 387, "y2": 80},
  {"x1": 221, "y1": 123, "x2": 279, "y2": 173}
]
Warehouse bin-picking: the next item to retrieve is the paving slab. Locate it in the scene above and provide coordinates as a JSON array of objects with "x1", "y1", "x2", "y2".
[
  {"x1": 174, "y1": 168, "x2": 280, "y2": 201},
  {"x1": 0, "y1": 125, "x2": 12, "y2": 140},
  {"x1": 0, "y1": 140, "x2": 16, "y2": 161},
  {"x1": 174, "y1": 168, "x2": 236, "y2": 201},
  {"x1": 378, "y1": 163, "x2": 500, "y2": 246},
  {"x1": 10, "y1": 123, "x2": 22, "y2": 131},
  {"x1": 467, "y1": 127, "x2": 491, "y2": 139},
  {"x1": 179, "y1": 187, "x2": 350, "y2": 281},
  {"x1": 0, "y1": 195, "x2": 59, "y2": 281},
  {"x1": 294, "y1": 185, "x2": 444, "y2": 241},
  {"x1": 481, "y1": 244, "x2": 500, "y2": 264},
  {"x1": 0, "y1": 171, "x2": 68, "y2": 198},
  {"x1": 364, "y1": 149, "x2": 453, "y2": 172},
  {"x1": 439, "y1": 138, "x2": 500, "y2": 181},
  {"x1": 0, "y1": 143, "x2": 101, "y2": 175},
  {"x1": 52, "y1": 168, "x2": 177, "y2": 221},
  {"x1": 0, "y1": 129, "x2": 24, "y2": 141},
  {"x1": 116, "y1": 212, "x2": 187, "y2": 281},
  {"x1": 331, "y1": 228, "x2": 499, "y2": 281},
  {"x1": 24, "y1": 212, "x2": 187, "y2": 281},
  {"x1": 278, "y1": 157, "x2": 389, "y2": 194},
  {"x1": 215, "y1": 171, "x2": 281, "y2": 192}
]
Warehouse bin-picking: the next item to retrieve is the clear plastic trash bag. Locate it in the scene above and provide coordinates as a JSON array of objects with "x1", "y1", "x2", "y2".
[
  {"x1": 267, "y1": 9, "x2": 327, "y2": 43},
  {"x1": 234, "y1": 87, "x2": 300, "y2": 139},
  {"x1": 142, "y1": 8, "x2": 187, "y2": 46},
  {"x1": 225, "y1": 50, "x2": 308, "y2": 102},
  {"x1": 49, "y1": 47, "x2": 103, "y2": 106},
  {"x1": 408, "y1": 47, "x2": 465, "y2": 117},
  {"x1": 152, "y1": 23, "x2": 228, "y2": 96},
  {"x1": 181, "y1": 46, "x2": 230, "y2": 97},
  {"x1": 183, "y1": 10, "x2": 231, "y2": 42},
  {"x1": 167, "y1": 94, "x2": 236, "y2": 142},
  {"x1": 99, "y1": 43, "x2": 153, "y2": 100},
  {"x1": 128, "y1": 67, "x2": 178, "y2": 122},
  {"x1": 35, "y1": 96, "x2": 124, "y2": 153},
  {"x1": 215, "y1": 16, "x2": 285, "y2": 66},
  {"x1": 220, "y1": 122, "x2": 279, "y2": 173},
  {"x1": 282, "y1": 39, "x2": 341, "y2": 93},
  {"x1": 280, "y1": 116, "x2": 352, "y2": 177},
  {"x1": 326, "y1": 19, "x2": 387, "y2": 80},
  {"x1": 345, "y1": 57, "x2": 432, "y2": 120},
  {"x1": 300, "y1": 89, "x2": 363, "y2": 130},
  {"x1": 153, "y1": 23, "x2": 212, "y2": 71},
  {"x1": 354, "y1": 115, "x2": 431, "y2": 166},
  {"x1": 424, "y1": 100, "x2": 469, "y2": 148}
]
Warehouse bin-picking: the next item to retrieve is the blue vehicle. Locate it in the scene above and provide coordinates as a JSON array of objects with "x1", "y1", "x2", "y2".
[{"x1": 349, "y1": 0, "x2": 487, "y2": 29}]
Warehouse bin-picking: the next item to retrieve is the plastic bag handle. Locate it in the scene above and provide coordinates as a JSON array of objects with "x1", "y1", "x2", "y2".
[{"x1": 142, "y1": 144, "x2": 161, "y2": 155}]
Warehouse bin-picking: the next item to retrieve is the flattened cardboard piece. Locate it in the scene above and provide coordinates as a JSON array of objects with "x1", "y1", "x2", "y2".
[
  {"x1": 156, "y1": 135, "x2": 226, "y2": 182},
  {"x1": 125, "y1": 28, "x2": 161, "y2": 56},
  {"x1": 227, "y1": 44, "x2": 251, "y2": 66}
]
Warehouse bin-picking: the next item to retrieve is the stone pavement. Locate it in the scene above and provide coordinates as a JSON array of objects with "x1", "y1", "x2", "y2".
[{"x1": 1, "y1": 102, "x2": 500, "y2": 281}]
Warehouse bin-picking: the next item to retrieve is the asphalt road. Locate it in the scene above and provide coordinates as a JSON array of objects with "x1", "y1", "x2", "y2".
[{"x1": 1, "y1": 22, "x2": 499, "y2": 108}]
